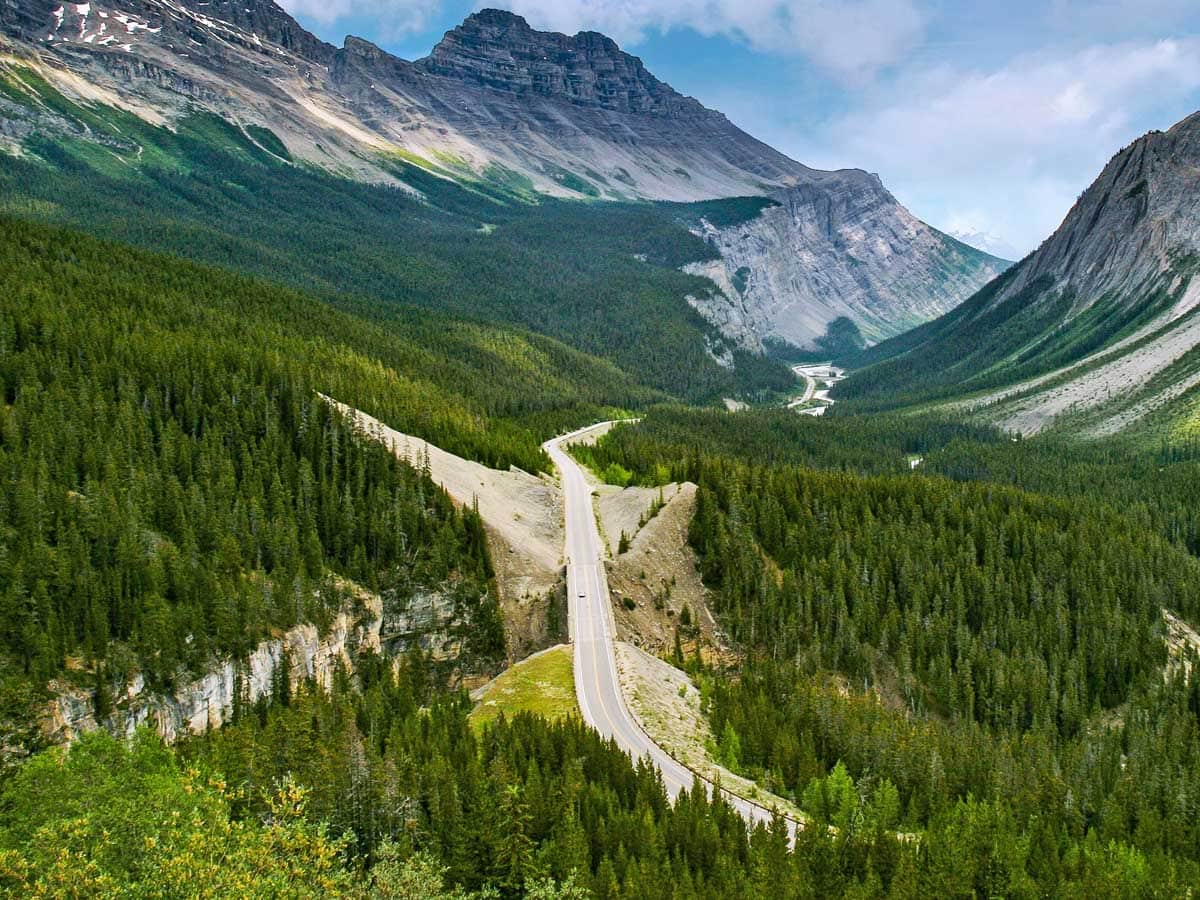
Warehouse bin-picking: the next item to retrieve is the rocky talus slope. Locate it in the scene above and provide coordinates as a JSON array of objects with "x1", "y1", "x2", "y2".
[{"x1": 1, "y1": 1, "x2": 1002, "y2": 348}]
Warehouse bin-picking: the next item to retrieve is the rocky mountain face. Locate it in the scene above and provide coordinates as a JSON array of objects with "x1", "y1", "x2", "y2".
[
  {"x1": 686, "y1": 175, "x2": 1008, "y2": 348},
  {"x1": 844, "y1": 111, "x2": 1200, "y2": 436},
  {"x1": 0, "y1": 1, "x2": 1001, "y2": 348},
  {"x1": 420, "y1": 9, "x2": 713, "y2": 118},
  {"x1": 991, "y1": 115, "x2": 1200, "y2": 323}
]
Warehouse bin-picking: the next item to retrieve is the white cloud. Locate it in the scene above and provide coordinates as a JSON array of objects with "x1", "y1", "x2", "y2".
[
  {"x1": 493, "y1": 0, "x2": 927, "y2": 80},
  {"x1": 789, "y1": 38, "x2": 1200, "y2": 254},
  {"x1": 278, "y1": 0, "x2": 441, "y2": 35}
]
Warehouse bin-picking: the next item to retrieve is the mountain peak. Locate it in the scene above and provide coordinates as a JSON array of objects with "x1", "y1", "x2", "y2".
[
  {"x1": 948, "y1": 229, "x2": 1019, "y2": 262},
  {"x1": 459, "y1": 8, "x2": 621, "y2": 49},
  {"x1": 342, "y1": 34, "x2": 387, "y2": 60},
  {"x1": 463, "y1": 8, "x2": 535, "y2": 32},
  {"x1": 419, "y1": 8, "x2": 709, "y2": 118}
]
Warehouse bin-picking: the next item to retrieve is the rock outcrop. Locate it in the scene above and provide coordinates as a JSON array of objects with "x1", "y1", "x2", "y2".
[
  {"x1": 687, "y1": 177, "x2": 1009, "y2": 348},
  {"x1": 419, "y1": 9, "x2": 712, "y2": 118},
  {"x1": 987, "y1": 114, "x2": 1200, "y2": 320},
  {"x1": 45, "y1": 585, "x2": 459, "y2": 745}
]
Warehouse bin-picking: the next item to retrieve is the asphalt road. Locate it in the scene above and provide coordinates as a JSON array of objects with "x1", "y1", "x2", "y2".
[
  {"x1": 790, "y1": 364, "x2": 846, "y2": 416},
  {"x1": 544, "y1": 423, "x2": 790, "y2": 830},
  {"x1": 790, "y1": 369, "x2": 817, "y2": 405}
]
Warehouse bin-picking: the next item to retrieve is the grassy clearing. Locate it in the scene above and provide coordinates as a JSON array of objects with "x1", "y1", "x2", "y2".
[{"x1": 469, "y1": 644, "x2": 578, "y2": 730}]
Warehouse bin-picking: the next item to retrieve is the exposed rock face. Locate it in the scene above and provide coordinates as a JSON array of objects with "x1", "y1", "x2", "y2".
[
  {"x1": 688, "y1": 177, "x2": 1009, "y2": 348},
  {"x1": 683, "y1": 262, "x2": 770, "y2": 352},
  {"x1": 4, "y1": 1, "x2": 808, "y2": 196},
  {"x1": 45, "y1": 587, "x2": 459, "y2": 745},
  {"x1": 0, "y1": 0, "x2": 44, "y2": 38},
  {"x1": 1, "y1": 1, "x2": 1001, "y2": 352},
  {"x1": 989, "y1": 114, "x2": 1200, "y2": 320},
  {"x1": 421, "y1": 9, "x2": 710, "y2": 118}
]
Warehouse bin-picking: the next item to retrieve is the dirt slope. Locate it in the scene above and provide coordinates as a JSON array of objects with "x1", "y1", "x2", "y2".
[{"x1": 325, "y1": 397, "x2": 563, "y2": 659}]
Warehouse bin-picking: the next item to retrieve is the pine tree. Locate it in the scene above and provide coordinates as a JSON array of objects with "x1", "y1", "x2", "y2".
[{"x1": 495, "y1": 783, "x2": 534, "y2": 897}]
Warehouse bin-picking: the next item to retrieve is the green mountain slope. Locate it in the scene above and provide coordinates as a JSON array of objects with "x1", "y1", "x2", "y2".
[
  {"x1": 0, "y1": 62, "x2": 793, "y2": 403},
  {"x1": 838, "y1": 112, "x2": 1200, "y2": 439}
]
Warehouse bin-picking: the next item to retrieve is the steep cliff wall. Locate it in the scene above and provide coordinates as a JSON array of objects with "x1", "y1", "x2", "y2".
[{"x1": 686, "y1": 178, "x2": 1009, "y2": 349}]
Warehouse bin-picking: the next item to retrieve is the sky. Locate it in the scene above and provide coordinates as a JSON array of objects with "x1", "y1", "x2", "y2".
[{"x1": 278, "y1": 0, "x2": 1200, "y2": 258}]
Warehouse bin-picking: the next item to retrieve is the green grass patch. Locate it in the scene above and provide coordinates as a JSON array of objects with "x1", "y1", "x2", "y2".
[
  {"x1": 470, "y1": 645, "x2": 578, "y2": 730},
  {"x1": 243, "y1": 124, "x2": 291, "y2": 161},
  {"x1": 543, "y1": 163, "x2": 601, "y2": 197},
  {"x1": 479, "y1": 163, "x2": 538, "y2": 200}
]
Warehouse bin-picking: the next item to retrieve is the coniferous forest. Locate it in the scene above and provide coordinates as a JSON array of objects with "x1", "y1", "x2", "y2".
[
  {"x1": 3, "y1": 67, "x2": 1200, "y2": 897},
  {"x1": 574, "y1": 407, "x2": 1200, "y2": 894}
]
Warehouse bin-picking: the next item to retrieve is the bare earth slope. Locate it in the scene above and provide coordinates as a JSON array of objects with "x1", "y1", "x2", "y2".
[
  {"x1": 603, "y1": 483, "x2": 723, "y2": 656},
  {"x1": 614, "y1": 642, "x2": 805, "y2": 822},
  {"x1": 325, "y1": 397, "x2": 563, "y2": 659}
]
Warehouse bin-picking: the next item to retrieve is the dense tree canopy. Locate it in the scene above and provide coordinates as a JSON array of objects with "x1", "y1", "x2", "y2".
[
  {"x1": 0, "y1": 216, "x2": 547, "y2": 704},
  {"x1": 581, "y1": 409, "x2": 1200, "y2": 890}
]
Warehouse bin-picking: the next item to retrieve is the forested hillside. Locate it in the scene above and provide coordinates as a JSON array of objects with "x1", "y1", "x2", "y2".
[
  {"x1": 0, "y1": 64, "x2": 793, "y2": 402},
  {"x1": 572, "y1": 405, "x2": 1000, "y2": 478},
  {"x1": 833, "y1": 265, "x2": 1185, "y2": 413},
  {"x1": 0, "y1": 212, "x2": 692, "y2": 762},
  {"x1": 582, "y1": 404, "x2": 1200, "y2": 559},
  {"x1": 576, "y1": 408, "x2": 1200, "y2": 892}
]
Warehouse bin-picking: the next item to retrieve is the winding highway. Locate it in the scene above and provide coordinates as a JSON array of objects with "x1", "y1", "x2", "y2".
[{"x1": 544, "y1": 424, "x2": 793, "y2": 830}]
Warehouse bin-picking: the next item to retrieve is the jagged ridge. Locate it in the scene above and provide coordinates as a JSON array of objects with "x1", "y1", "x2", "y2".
[{"x1": 419, "y1": 9, "x2": 715, "y2": 118}]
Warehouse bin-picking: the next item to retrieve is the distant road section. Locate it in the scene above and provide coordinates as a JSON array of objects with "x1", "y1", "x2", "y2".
[
  {"x1": 789, "y1": 364, "x2": 846, "y2": 416},
  {"x1": 545, "y1": 424, "x2": 795, "y2": 831}
]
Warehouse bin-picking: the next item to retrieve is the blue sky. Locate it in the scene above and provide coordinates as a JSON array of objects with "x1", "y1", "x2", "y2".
[{"x1": 279, "y1": 0, "x2": 1200, "y2": 257}]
